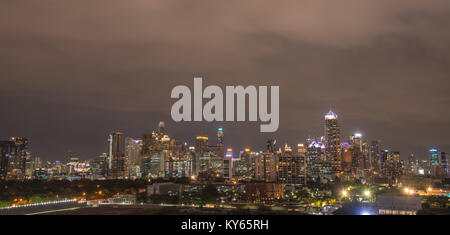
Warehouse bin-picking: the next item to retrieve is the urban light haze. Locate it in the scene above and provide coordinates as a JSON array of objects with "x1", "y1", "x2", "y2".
[
  {"x1": 1, "y1": 1, "x2": 450, "y2": 161},
  {"x1": 1, "y1": 0, "x2": 450, "y2": 219}
]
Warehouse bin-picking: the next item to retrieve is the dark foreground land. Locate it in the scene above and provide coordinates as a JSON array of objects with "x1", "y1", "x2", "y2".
[{"x1": 43, "y1": 204, "x2": 306, "y2": 215}]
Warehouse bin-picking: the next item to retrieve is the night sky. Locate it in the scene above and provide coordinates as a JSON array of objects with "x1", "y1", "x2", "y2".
[{"x1": 1, "y1": 0, "x2": 450, "y2": 161}]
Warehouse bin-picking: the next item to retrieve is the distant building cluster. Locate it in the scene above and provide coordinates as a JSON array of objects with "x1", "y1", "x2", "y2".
[{"x1": 0, "y1": 110, "x2": 449, "y2": 185}]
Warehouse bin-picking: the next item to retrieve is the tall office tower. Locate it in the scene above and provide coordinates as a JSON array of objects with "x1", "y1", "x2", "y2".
[
  {"x1": 223, "y1": 148, "x2": 233, "y2": 179},
  {"x1": 90, "y1": 153, "x2": 108, "y2": 178},
  {"x1": 216, "y1": 127, "x2": 224, "y2": 158},
  {"x1": 8, "y1": 137, "x2": 28, "y2": 179},
  {"x1": 306, "y1": 138, "x2": 327, "y2": 182},
  {"x1": 349, "y1": 133, "x2": 362, "y2": 173},
  {"x1": 217, "y1": 127, "x2": 224, "y2": 146},
  {"x1": 233, "y1": 148, "x2": 255, "y2": 181},
  {"x1": 297, "y1": 143, "x2": 307, "y2": 185},
  {"x1": 278, "y1": 144, "x2": 305, "y2": 185},
  {"x1": 195, "y1": 135, "x2": 209, "y2": 154},
  {"x1": 125, "y1": 137, "x2": 142, "y2": 178},
  {"x1": 195, "y1": 135, "x2": 209, "y2": 174},
  {"x1": 341, "y1": 142, "x2": 352, "y2": 174},
  {"x1": 258, "y1": 152, "x2": 277, "y2": 182},
  {"x1": 370, "y1": 140, "x2": 381, "y2": 171},
  {"x1": 440, "y1": 152, "x2": 448, "y2": 174},
  {"x1": 141, "y1": 133, "x2": 153, "y2": 155},
  {"x1": 361, "y1": 141, "x2": 370, "y2": 170},
  {"x1": 380, "y1": 149, "x2": 389, "y2": 175},
  {"x1": 387, "y1": 151, "x2": 401, "y2": 184},
  {"x1": 407, "y1": 154, "x2": 418, "y2": 176},
  {"x1": 157, "y1": 121, "x2": 165, "y2": 134},
  {"x1": 429, "y1": 148, "x2": 439, "y2": 166},
  {"x1": 266, "y1": 139, "x2": 276, "y2": 153},
  {"x1": 408, "y1": 154, "x2": 417, "y2": 165},
  {"x1": 125, "y1": 137, "x2": 142, "y2": 166},
  {"x1": 24, "y1": 155, "x2": 33, "y2": 179},
  {"x1": 0, "y1": 141, "x2": 16, "y2": 179},
  {"x1": 108, "y1": 132, "x2": 126, "y2": 178},
  {"x1": 324, "y1": 110, "x2": 341, "y2": 176}
]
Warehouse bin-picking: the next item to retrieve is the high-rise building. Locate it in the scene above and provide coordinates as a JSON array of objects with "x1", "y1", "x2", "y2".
[
  {"x1": 297, "y1": 143, "x2": 307, "y2": 185},
  {"x1": 223, "y1": 151, "x2": 233, "y2": 180},
  {"x1": 324, "y1": 110, "x2": 341, "y2": 176},
  {"x1": 349, "y1": 134, "x2": 363, "y2": 174},
  {"x1": 125, "y1": 137, "x2": 142, "y2": 178},
  {"x1": 233, "y1": 148, "x2": 255, "y2": 181},
  {"x1": 125, "y1": 137, "x2": 141, "y2": 166},
  {"x1": 380, "y1": 149, "x2": 389, "y2": 172},
  {"x1": 90, "y1": 153, "x2": 108, "y2": 178},
  {"x1": 107, "y1": 132, "x2": 126, "y2": 178},
  {"x1": 385, "y1": 151, "x2": 401, "y2": 185},
  {"x1": 0, "y1": 141, "x2": 16, "y2": 179},
  {"x1": 266, "y1": 139, "x2": 276, "y2": 153},
  {"x1": 341, "y1": 142, "x2": 352, "y2": 174},
  {"x1": 277, "y1": 144, "x2": 305, "y2": 185},
  {"x1": 370, "y1": 140, "x2": 381, "y2": 171},
  {"x1": 429, "y1": 148, "x2": 439, "y2": 166},
  {"x1": 216, "y1": 127, "x2": 224, "y2": 157},
  {"x1": 217, "y1": 127, "x2": 224, "y2": 146},
  {"x1": 157, "y1": 121, "x2": 165, "y2": 134},
  {"x1": 407, "y1": 154, "x2": 418, "y2": 176},
  {"x1": 306, "y1": 138, "x2": 328, "y2": 182},
  {"x1": 7, "y1": 137, "x2": 28, "y2": 179},
  {"x1": 195, "y1": 135, "x2": 209, "y2": 174},
  {"x1": 440, "y1": 152, "x2": 448, "y2": 174},
  {"x1": 255, "y1": 151, "x2": 277, "y2": 182},
  {"x1": 408, "y1": 154, "x2": 417, "y2": 165}
]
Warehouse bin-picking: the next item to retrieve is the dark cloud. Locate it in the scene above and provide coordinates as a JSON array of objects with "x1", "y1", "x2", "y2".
[{"x1": 1, "y1": 0, "x2": 450, "y2": 160}]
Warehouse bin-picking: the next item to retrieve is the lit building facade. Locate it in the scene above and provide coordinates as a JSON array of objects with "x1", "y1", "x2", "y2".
[{"x1": 324, "y1": 110, "x2": 341, "y2": 177}]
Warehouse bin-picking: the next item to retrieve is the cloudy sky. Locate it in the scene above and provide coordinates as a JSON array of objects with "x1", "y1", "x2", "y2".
[{"x1": 1, "y1": 0, "x2": 450, "y2": 161}]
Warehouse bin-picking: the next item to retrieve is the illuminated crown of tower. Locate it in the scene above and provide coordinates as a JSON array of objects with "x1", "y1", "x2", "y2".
[{"x1": 324, "y1": 110, "x2": 338, "y2": 120}]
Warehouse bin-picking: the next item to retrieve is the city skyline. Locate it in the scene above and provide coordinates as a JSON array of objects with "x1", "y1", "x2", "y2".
[{"x1": 1, "y1": 109, "x2": 447, "y2": 163}]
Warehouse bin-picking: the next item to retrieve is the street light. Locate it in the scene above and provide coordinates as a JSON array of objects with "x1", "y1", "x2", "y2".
[
  {"x1": 341, "y1": 190, "x2": 348, "y2": 197},
  {"x1": 404, "y1": 187, "x2": 410, "y2": 194},
  {"x1": 364, "y1": 190, "x2": 371, "y2": 197}
]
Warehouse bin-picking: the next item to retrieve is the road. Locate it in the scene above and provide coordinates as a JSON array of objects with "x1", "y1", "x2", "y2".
[{"x1": 0, "y1": 200, "x2": 87, "y2": 215}]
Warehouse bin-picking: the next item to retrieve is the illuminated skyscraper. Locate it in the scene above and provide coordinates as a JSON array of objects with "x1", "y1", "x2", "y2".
[
  {"x1": 408, "y1": 154, "x2": 417, "y2": 165},
  {"x1": 8, "y1": 137, "x2": 28, "y2": 179},
  {"x1": 297, "y1": 143, "x2": 307, "y2": 185},
  {"x1": 223, "y1": 147, "x2": 233, "y2": 179},
  {"x1": 157, "y1": 121, "x2": 165, "y2": 134},
  {"x1": 278, "y1": 144, "x2": 305, "y2": 185},
  {"x1": 440, "y1": 152, "x2": 448, "y2": 174},
  {"x1": 233, "y1": 148, "x2": 255, "y2": 181},
  {"x1": 195, "y1": 135, "x2": 209, "y2": 156},
  {"x1": 370, "y1": 140, "x2": 381, "y2": 171},
  {"x1": 125, "y1": 137, "x2": 142, "y2": 178},
  {"x1": 306, "y1": 138, "x2": 327, "y2": 182},
  {"x1": 0, "y1": 141, "x2": 16, "y2": 179},
  {"x1": 266, "y1": 139, "x2": 276, "y2": 153},
  {"x1": 324, "y1": 110, "x2": 341, "y2": 175},
  {"x1": 387, "y1": 151, "x2": 401, "y2": 184},
  {"x1": 107, "y1": 132, "x2": 126, "y2": 178},
  {"x1": 216, "y1": 127, "x2": 224, "y2": 157},
  {"x1": 195, "y1": 135, "x2": 209, "y2": 174},
  {"x1": 429, "y1": 148, "x2": 439, "y2": 166},
  {"x1": 255, "y1": 152, "x2": 277, "y2": 182},
  {"x1": 217, "y1": 127, "x2": 224, "y2": 146},
  {"x1": 349, "y1": 134, "x2": 362, "y2": 173},
  {"x1": 341, "y1": 142, "x2": 352, "y2": 174}
]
